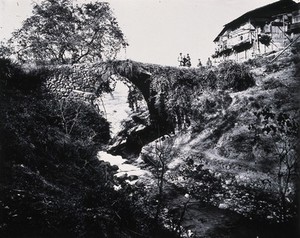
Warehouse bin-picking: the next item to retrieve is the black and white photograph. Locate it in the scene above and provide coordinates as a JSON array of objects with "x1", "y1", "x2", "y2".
[{"x1": 0, "y1": 0, "x2": 299, "y2": 237}]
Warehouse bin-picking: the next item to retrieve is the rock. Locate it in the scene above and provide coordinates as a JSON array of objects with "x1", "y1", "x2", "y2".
[{"x1": 218, "y1": 203, "x2": 229, "y2": 209}]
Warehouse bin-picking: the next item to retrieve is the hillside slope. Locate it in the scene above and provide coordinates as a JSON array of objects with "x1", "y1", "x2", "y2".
[{"x1": 138, "y1": 48, "x2": 299, "y2": 224}]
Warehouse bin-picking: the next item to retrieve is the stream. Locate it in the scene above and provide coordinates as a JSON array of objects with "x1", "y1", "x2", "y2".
[{"x1": 96, "y1": 82, "x2": 297, "y2": 238}]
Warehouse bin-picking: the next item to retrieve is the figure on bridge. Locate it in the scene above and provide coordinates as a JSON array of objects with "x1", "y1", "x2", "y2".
[
  {"x1": 178, "y1": 53, "x2": 191, "y2": 67},
  {"x1": 197, "y1": 59, "x2": 202, "y2": 67},
  {"x1": 206, "y1": 57, "x2": 212, "y2": 67},
  {"x1": 186, "y1": 54, "x2": 191, "y2": 67},
  {"x1": 178, "y1": 53, "x2": 183, "y2": 66}
]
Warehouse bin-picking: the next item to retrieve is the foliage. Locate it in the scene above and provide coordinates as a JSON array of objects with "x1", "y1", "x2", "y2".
[
  {"x1": 55, "y1": 98, "x2": 110, "y2": 142},
  {"x1": 190, "y1": 90, "x2": 232, "y2": 132},
  {"x1": 233, "y1": 41, "x2": 252, "y2": 53},
  {"x1": 248, "y1": 106, "x2": 299, "y2": 222},
  {"x1": 143, "y1": 59, "x2": 254, "y2": 131},
  {"x1": 0, "y1": 58, "x2": 50, "y2": 92},
  {"x1": 0, "y1": 59, "x2": 185, "y2": 237},
  {"x1": 8, "y1": 0, "x2": 127, "y2": 65},
  {"x1": 149, "y1": 68, "x2": 201, "y2": 130},
  {"x1": 217, "y1": 61, "x2": 255, "y2": 91},
  {"x1": 0, "y1": 41, "x2": 11, "y2": 58},
  {"x1": 174, "y1": 157, "x2": 223, "y2": 203},
  {"x1": 146, "y1": 136, "x2": 175, "y2": 221},
  {"x1": 0, "y1": 60, "x2": 158, "y2": 238},
  {"x1": 259, "y1": 34, "x2": 272, "y2": 47},
  {"x1": 265, "y1": 63, "x2": 280, "y2": 73}
]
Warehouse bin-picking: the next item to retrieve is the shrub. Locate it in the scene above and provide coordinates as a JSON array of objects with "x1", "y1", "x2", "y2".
[
  {"x1": 291, "y1": 41, "x2": 300, "y2": 55},
  {"x1": 248, "y1": 107, "x2": 299, "y2": 222},
  {"x1": 204, "y1": 70, "x2": 218, "y2": 89},
  {"x1": 191, "y1": 90, "x2": 232, "y2": 132},
  {"x1": 291, "y1": 55, "x2": 300, "y2": 65},
  {"x1": 0, "y1": 58, "x2": 21, "y2": 86},
  {"x1": 217, "y1": 61, "x2": 255, "y2": 91},
  {"x1": 0, "y1": 58, "x2": 50, "y2": 91},
  {"x1": 0, "y1": 62, "x2": 121, "y2": 237},
  {"x1": 265, "y1": 63, "x2": 280, "y2": 73},
  {"x1": 54, "y1": 98, "x2": 110, "y2": 144}
]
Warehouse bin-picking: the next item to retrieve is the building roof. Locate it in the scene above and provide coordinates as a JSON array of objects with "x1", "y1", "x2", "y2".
[{"x1": 214, "y1": 0, "x2": 298, "y2": 42}]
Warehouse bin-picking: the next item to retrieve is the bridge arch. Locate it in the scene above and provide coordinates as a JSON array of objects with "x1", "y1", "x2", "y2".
[{"x1": 44, "y1": 60, "x2": 175, "y2": 154}]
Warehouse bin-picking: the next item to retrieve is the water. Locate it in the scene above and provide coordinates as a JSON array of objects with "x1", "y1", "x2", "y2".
[{"x1": 97, "y1": 151, "x2": 149, "y2": 179}]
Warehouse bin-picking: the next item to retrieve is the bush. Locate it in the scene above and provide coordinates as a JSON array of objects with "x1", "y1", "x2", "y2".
[
  {"x1": 0, "y1": 62, "x2": 123, "y2": 237},
  {"x1": 204, "y1": 70, "x2": 218, "y2": 90},
  {"x1": 265, "y1": 63, "x2": 280, "y2": 73},
  {"x1": 217, "y1": 61, "x2": 255, "y2": 91},
  {"x1": 54, "y1": 98, "x2": 110, "y2": 144},
  {"x1": 191, "y1": 90, "x2": 232, "y2": 132},
  {"x1": 244, "y1": 58, "x2": 262, "y2": 68},
  {"x1": 0, "y1": 58, "x2": 50, "y2": 92}
]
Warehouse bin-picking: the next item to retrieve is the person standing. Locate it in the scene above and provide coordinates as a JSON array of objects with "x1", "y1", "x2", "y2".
[
  {"x1": 197, "y1": 59, "x2": 202, "y2": 67},
  {"x1": 186, "y1": 54, "x2": 191, "y2": 67},
  {"x1": 178, "y1": 53, "x2": 183, "y2": 66},
  {"x1": 206, "y1": 57, "x2": 212, "y2": 67}
]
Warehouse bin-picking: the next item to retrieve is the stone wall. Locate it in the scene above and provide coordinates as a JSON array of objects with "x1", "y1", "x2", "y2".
[{"x1": 44, "y1": 62, "x2": 116, "y2": 103}]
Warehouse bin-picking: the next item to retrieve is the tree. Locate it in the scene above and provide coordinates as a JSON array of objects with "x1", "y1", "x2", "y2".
[
  {"x1": 8, "y1": 0, "x2": 128, "y2": 65},
  {"x1": 249, "y1": 107, "x2": 299, "y2": 221}
]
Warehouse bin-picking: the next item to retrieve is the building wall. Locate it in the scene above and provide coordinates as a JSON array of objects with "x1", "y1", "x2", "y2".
[{"x1": 213, "y1": 14, "x2": 293, "y2": 63}]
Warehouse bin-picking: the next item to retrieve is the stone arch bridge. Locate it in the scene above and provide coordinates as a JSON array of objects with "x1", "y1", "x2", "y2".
[{"x1": 45, "y1": 60, "x2": 199, "y2": 154}]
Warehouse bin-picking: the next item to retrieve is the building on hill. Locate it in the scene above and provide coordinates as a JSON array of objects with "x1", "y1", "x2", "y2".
[
  {"x1": 288, "y1": 2, "x2": 300, "y2": 34},
  {"x1": 212, "y1": 0, "x2": 299, "y2": 63}
]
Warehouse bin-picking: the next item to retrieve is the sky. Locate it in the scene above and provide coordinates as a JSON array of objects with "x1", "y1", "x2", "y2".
[{"x1": 1, "y1": 0, "x2": 299, "y2": 66}]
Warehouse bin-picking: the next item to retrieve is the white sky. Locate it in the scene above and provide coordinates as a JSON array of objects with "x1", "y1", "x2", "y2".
[{"x1": 1, "y1": 0, "x2": 299, "y2": 66}]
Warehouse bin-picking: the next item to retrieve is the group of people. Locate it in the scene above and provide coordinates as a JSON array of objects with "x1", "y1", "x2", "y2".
[
  {"x1": 178, "y1": 53, "x2": 212, "y2": 68},
  {"x1": 178, "y1": 53, "x2": 191, "y2": 67}
]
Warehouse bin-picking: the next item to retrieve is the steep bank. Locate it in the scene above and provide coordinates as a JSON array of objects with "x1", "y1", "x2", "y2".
[{"x1": 137, "y1": 48, "x2": 299, "y2": 228}]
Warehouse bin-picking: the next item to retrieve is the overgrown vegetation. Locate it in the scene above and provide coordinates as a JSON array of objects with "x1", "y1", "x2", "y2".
[
  {"x1": 0, "y1": 59, "x2": 178, "y2": 237},
  {"x1": 143, "y1": 60, "x2": 255, "y2": 131},
  {"x1": 249, "y1": 107, "x2": 299, "y2": 222},
  {"x1": 131, "y1": 43, "x2": 299, "y2": 236}
]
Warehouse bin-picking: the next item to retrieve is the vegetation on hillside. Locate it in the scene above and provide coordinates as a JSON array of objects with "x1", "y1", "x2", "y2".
[
  {"x1": 0, "y1": 59, "x2": 179, "y2": 237},
  {"x1": 135, "y1": 45, "x2": 299, "y2": 233}
]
